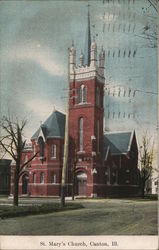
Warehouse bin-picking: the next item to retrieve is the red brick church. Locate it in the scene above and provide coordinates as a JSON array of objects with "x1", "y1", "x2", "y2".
[{"x1": 10, "y1": 9, "x2": 140, "y2": 198}]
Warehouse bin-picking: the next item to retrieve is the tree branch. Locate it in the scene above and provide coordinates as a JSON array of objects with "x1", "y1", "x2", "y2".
[
  {"x1": 0, "y1": 141, "x2": 16, "y2": 161},
  {"x1": 147, "y1": 0, "x2": 158, "y2": 13},
  {"x1": 19, "y1": 151, "x2": 39, "y2": 175},
  {"x1": 1, "y1": 123, "x2": 17, "y2": 149}
]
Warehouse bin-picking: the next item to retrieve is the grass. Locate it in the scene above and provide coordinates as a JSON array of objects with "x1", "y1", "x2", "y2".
[
  {"x1": 0, "y1": 195, "x2": 8, "y2": 199},
  {"x1": 0, "y1": 203, "x2": 84, "y2": 219},
  {"x1": 0, "y1": 198, "x2": 157, "y2": 235},
  {"x1": 76, "y1": 194, "x2": 158, "y2": 201}
]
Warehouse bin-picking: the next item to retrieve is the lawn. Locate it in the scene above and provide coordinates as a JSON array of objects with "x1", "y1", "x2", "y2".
[
  {"x1": 0, "y1": 198, "x2": 157, "y2": 235},
  {"x1": 0, "y1": 203, "x2": 83, "y2": 219}
]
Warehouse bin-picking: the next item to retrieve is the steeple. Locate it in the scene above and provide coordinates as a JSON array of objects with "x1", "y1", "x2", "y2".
[{"x1": 84, "y1": 4, "x2": 91, "y2": 66}]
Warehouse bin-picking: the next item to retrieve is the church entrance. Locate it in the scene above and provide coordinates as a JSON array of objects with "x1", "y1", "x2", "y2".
[
  {"x1": 22, "y1": 174, "x2": 28, "y2": 195},
  {"x1": 75, "y1": 172, "x2": 87, "y2": 196}
]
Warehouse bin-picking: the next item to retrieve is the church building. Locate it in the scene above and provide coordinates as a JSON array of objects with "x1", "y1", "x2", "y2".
[{"x1": 10, "y1": 9, "x2": 139, "y2": 198}]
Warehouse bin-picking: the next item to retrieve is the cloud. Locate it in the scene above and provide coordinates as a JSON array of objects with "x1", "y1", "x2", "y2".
[
  {"x1": 25, "y1": 98, "x2": 65, "y2": 119},
  {"x1": 25, "y1": 98, "x2": 53, "y2": 116},
  {"x1": 23, "y1": 97, "x2": 65, "y2": 138},
  {"x1": 5, "y1": 43, "x2": 66, "y2": 77}
]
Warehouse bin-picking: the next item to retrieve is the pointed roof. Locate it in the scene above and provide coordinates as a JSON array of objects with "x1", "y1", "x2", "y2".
[
  {"x1": 103, "y1": 131, "x2": 135, "y2": 158},
  {"x1": 84, "y1": 5, "x2": 91, "y2": 66},
  {"x1": 31, "y1": 110, "x2": 65, "y2": 140}
]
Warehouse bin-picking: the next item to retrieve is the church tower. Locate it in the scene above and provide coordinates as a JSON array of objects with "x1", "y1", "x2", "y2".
[{"x1": 68, "y1": 7, "x2": 105, "y2": 197}]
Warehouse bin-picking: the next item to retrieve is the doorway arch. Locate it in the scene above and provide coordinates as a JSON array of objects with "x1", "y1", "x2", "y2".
[
  {"x1": 75, "y1": 171, "x2": 87, "y2": 196},
  {"x1": 22, "y1": 174, "x2": 28, "y2": 195}
]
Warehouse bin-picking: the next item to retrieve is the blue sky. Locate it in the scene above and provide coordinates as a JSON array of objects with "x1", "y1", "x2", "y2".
[{"x1": 0, "y1": 0, "x2": 158, "y2": 151}]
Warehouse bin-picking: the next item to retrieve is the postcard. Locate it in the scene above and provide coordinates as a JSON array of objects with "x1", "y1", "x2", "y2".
[{"x1": 0, "y1": 0, "x2": 158, "y2": 250}]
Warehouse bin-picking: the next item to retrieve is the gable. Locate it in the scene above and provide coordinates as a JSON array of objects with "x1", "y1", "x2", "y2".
[{"x1": 103, "y1": 131, "x2": 135, "y2": 157}]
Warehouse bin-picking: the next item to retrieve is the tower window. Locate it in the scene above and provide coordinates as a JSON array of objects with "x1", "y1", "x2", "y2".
[
  {"x1": 78, "y1": 85, "x2": 87, "y2": 103},
  {"x1": 96, "y1": 86, "x2": 100, "y2": 107},
  {"x1": 79, "y1": 117, "x2": 83, "y2": 151},
  {"x1": 52, "y1": 144, "x2": 56, "y2": 159}
]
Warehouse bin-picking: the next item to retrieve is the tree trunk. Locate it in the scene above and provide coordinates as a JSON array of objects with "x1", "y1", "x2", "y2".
[
  {"x1": 72, "y1": 162, "x2": 76, "y2": 201},
  {"x1": 61, "y1": 185, "x2": 66, "y2": 207},
  {"x1": 13, "y1": 170, "x2": 19, "y2": 206},
  {"x1": 72, "y1": 172, "x2": 75, "y2": 201},
  {"x1": 141, "y1": 181, "x2": 145, "y2": 199}
]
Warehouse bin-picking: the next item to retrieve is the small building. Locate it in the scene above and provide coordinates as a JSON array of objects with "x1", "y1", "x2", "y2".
[{"x1": 0, "y1": 159, "x2": 11, "y2": 195}]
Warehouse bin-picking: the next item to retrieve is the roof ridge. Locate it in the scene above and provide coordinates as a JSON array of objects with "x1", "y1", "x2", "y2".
[
  {"x1": 53, "y1": 109, "x2": 66, "y2": 116},
  {"x1": 104, "y1": 130, "x2": 132, "y2": 135}
]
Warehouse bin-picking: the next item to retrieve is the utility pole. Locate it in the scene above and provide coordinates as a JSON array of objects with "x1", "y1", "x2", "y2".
[
  {"x1": 72, "y1": 154, "x2": 77, "y2": 201},
  {"x1": 61, "y1": 48, "x2": 70, "y2": 207}
]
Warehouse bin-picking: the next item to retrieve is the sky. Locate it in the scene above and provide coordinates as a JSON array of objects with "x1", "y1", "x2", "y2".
[{"x1": 0, "y1": 0, "x2": 158, "y2": 155}]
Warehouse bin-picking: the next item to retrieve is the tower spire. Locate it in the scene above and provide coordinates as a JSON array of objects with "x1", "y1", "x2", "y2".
[{"x1": 84, "y1": 4, "x2": 91, "y2": 66}]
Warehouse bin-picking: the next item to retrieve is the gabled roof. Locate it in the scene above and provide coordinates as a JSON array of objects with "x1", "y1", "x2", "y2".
[
  {"x1": 31, "y1": 110, "x2": 65, "y2": 140},
  {"x1": 103, "y1": 131, "x2": 135, "y2": 158}
]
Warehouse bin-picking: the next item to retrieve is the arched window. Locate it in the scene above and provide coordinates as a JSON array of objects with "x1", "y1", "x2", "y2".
[
  {"x1": 97, "y1": 120, "x2": 100, "y2": 153},
  {"x1": 24, "y1": 155, "x2": 28, "y2": 163},
  {"x1": 78, "y1": 85, "x2": 87, "y2": 103},
  {"x1": 79, "y1": 117, "x2": 83, "y2": 151},
  {"x1": 52, "y1": 144, "x2": 56, "y2": 158},
  {"x1": 96, "y1": 86, "x2": 100, "y2": 107},
  {"x1": 33, "y1": 173, "x2": 36, "y2": 184},
  {"x1": 33, "y1": 144, "x2": 36, "y2": 155},
  {"x1": 40, "y1": 172, "x2": 44, "y2": 184},
  {"x1": 83, "y1": 86, "x2": 87, "y2": 102},
  {"x1": 51, "y1": 173, "x2": 56, "y2": 184},
  {"x1": 38, "y1": 137, "x2": 44, "y2": 157},
  {"x1": 78, "y1": 87, "x2": 82, "y2": 103}
]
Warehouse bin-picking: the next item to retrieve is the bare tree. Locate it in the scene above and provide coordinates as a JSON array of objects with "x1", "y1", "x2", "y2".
[
  {"x1": 0, "y1": 115, "x2": 38, "y2": 206},
  {"x1": 147, "y1": 0, "x2": 158, "y2": 13},
  {"x1": 139, "y1": 134, "x2": 154, "y2": 198},
  {"x1": 140, "y1": 0, "x2": 158, "y2": 48}
]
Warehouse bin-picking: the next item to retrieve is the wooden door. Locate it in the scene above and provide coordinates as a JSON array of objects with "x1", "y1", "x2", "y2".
[{"x1": 75, "y1": 172, "x2": 87, "y2": 196}]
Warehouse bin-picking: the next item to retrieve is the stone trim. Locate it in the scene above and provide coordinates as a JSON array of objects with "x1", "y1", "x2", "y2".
[{"x1": 70, "y1": 69, "x2": 105, "y2": 83}]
